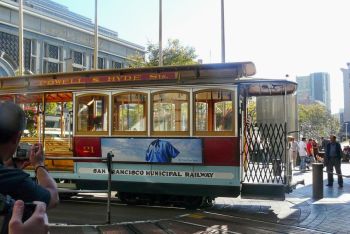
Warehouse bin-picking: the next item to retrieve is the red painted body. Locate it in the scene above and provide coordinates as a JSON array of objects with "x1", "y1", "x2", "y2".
[
  {"x1": 203, "y1": 137, "x2": 240, "y2": 166},
  {"x1": 74, "y1": 137, "x2": 101, "y2": 157}
]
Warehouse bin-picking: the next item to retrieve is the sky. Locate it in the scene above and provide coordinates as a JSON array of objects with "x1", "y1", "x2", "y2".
[{"x1": 52, "y1": 0, "x2": 350, "y2": 113}]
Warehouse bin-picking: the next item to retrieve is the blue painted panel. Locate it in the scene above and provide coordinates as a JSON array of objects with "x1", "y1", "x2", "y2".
[{"x1": 101, "y1": 138, "x2": 203, "y2": 164}]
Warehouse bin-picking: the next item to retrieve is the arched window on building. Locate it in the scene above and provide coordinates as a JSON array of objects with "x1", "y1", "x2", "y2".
[{"x1": 0, "y1": 52, "x2": 16, "y2": 77}]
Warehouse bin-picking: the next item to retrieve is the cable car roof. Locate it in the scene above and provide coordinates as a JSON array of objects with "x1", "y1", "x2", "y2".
[{"x1": 235, "y1": 78, "x2": 297, "y2": 96}]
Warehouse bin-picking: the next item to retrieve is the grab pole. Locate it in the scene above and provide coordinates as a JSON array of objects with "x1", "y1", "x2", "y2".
[{"x1": 106, "y1": 151, "x2": 114, "y2": 224}]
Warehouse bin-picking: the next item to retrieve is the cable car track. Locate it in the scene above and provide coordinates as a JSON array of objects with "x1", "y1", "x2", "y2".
[
  {"x1": 51, "y1": 214, "x2": 331, "y2": 234},
  {"x1": 53, "y1": 196, "x2": 331, "y2": 234}
]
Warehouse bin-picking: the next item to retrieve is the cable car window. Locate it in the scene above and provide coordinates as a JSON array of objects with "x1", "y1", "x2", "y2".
[
  {"x1": 152, "y1": 91, "x2": 189, "y2": 133},
  {"x1": 194, "y1": 89, "x2": 235, "y2": 135},
  {"x1": 112, "y1": 92, "x2": 147, "y2": 133},
  {"x1": 76, "y1": 94, "x2": 108, "y2": 134}
]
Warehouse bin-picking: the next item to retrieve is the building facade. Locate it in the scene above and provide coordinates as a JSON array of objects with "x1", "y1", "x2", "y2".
[
  {"x1": 341, "y1": 64, "x2": 350, "y2": 124},
  {"x1": 296, "y1": 72, "x2": 331, "y2": 111},
  {"x1": 0, "y1": 0, "x2": 144, "y2": 77}
]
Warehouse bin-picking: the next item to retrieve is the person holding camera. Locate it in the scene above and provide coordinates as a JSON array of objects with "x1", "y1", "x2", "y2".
[
  {"x1": 0, "y1": 101, "x2": 59, "y2": 208},
  {"x1": 9, "y1": 200, "x2": 48, "y2": 234}
]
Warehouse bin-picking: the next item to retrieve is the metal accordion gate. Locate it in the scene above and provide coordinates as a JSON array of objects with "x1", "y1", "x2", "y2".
[
  {"x1": 240, "y1": 121, "x2": 289, "y2": 200},
  {"x1": 242, "y1": 122, "x2": 288, "y2": 184}
]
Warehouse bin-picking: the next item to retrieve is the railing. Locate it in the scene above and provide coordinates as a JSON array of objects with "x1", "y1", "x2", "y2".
[{"x1": 45, "y1": 153, "x2": 114, "y2": 224}]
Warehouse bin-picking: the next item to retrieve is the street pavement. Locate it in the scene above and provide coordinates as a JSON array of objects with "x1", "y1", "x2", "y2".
[
  {"x1": 287, "y1": 162, "x2": 350, "y2": 233},
  {"x1": 213, "y1": 162, "x2": 350, "y2": 233},
  {"x1": 49, "y1": 163, "x2": 350, "y2": 233}
]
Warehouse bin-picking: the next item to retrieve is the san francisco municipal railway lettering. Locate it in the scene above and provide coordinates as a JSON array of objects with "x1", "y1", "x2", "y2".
[{"x1": 91, "y1": 168, "x2": 215, "y2": 178}]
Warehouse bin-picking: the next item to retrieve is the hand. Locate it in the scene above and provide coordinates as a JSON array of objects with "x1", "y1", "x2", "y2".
[
  {"x1": 29, "y1": 143, "x2": 44, "y2": 168},
  {"x1": 9, "y1": 200, "x2": 49, "y2": 234}
]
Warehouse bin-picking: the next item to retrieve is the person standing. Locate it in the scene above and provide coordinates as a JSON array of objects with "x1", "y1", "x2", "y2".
[
  {"x1": 298, "y1": 138, "x2": 308, "y2": 172},
  {"x1": 0, "y1": 101, "x2": 59, "y2": 207},
  {"x1": 305, "y1": 139, "x2": 314, "y2": 169},
  {"x1": 325, "y1": 135, "x2": 343, "y2": 188},
  {"x1": 0, "y1": 101, "x2": 59, "y2": 233},
  {"x1": 312, "y1": 139, "x2": 319, "y2": 162}
]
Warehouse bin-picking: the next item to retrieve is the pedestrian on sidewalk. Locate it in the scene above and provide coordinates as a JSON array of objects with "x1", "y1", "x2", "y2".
[
  {"x1": 325, "y1": 135, "x2": 343, "y2": 188},
  {"x1": 298, "y1": 138, "x2": 308, "y2": 173},
  {"x1": 306, "y1": 139, "x2": 314, "y2": 170},
  {"x1": 312, "y1": 139, "x2": 319, "y2": 162}
]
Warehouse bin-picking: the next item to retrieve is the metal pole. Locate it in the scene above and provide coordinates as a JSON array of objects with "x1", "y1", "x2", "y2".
[
  {"x1": 283, "y1": 85, "x2": 291, "y2": 185},
  {"x1": 312, "y1": 163, "x2": 323, "y2": 199},
  {"x1": 159, "y1": 0, "x2": 163, "y2": 66},
  {"x1": 106, "y1": 152, "x2": 114, "y2": 224},
  {"x1": 220, "y1": 0, "x2": 225, "y2": 63},
  {"x1": 94, "y1": 0, "x2": 99, "y2": 70},
  {"x1": 18, "y1": 0, "x2": 24, "y2": 76}
]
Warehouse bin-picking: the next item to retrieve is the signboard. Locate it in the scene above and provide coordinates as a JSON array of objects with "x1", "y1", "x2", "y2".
[
  {"x1": 0, "y1": 72, "x2": 177, "y2": 90},
  {"x1": 101, "y1": 138, "x2": 202, "y2": 164},
  {"x1": 77, "y1": 167, "x2": 234, "y2": 180},
  {"x1": 29, "y1": 72, "x2": 177, "y2": 88}
]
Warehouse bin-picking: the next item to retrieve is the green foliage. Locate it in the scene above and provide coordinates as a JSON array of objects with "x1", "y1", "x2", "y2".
[
  {"x1": 65, "y1": 102, "x2": 73, "y2": 111},
  {"x1": 24, "y1": 110, "x2": 37, "y2": 137},
  {"x1": 298, "y1": 103, "x2": 339, "y2": 139},
  {"x1": 247, "y1": 98, "x2": 257, "y2": 123},
  {"x1": 128, "y1": 39, "x2": 198, "y2": 67},
  {"x1": 45, "y1": 103, "x2": 58, "y2": 115}
]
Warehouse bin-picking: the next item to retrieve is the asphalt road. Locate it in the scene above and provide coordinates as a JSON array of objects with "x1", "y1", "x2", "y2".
[
  {"x1": 48, "y1": 196, "x2": 328, "y2": 234},
  {"x1": 48, "y1": 198, "x2": 188, "y2": 225},
  {"x1": 48, "y1": 163, "x2": 350, "y2": 233}
]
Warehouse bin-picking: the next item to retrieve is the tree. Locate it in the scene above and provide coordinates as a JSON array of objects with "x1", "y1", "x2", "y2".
[
  {"x1": 128, "y1": 39, "x2": 198, "y2": 67},
  {"x1": 247, "y1": 97, "x2": 257, "y2": 123},
  {"x1": 298, "y1": 103, "x2": 339, "y2": 140}
]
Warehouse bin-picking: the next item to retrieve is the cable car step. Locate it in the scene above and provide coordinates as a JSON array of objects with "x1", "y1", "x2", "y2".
[{"x1": 241, "y1": 183, "x2": 285, "y2": 201}]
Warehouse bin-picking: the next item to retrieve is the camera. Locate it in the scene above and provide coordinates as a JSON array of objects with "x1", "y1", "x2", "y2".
[
  {"x1": 0, "y1": 193, "x2": 36, "y2": 221},
  {"x1": 12, "y1": 142, "x2": 32, "y2": 160}
]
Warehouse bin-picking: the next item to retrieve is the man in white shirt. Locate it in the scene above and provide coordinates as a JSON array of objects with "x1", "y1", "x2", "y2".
[{"x1": 298, "y1": 137, "x2": 308, "y2": 172}]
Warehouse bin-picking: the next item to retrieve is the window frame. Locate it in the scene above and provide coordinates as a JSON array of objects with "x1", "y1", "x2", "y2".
[
  {"x1": 43, "y1": 43, "x2": 62, "y2": 73},
  {"x1": 151, "y1": 90, "x2": 190, "y2": 136},
  {"x1": 193, "y1": 88, "x2": 236, "y2": 136},
  {"x1": 111, "y1": 91, "x2": 148, "y2": 136},
  {"x1": 74, "y1": 93, "x2": 109, "y2": 136},
  {"x1": 91, "y1": 55, "x2": 105, "y2": 69},
  {"x1": 111, "y1": 60, "x2": 123, "y2": 69}
]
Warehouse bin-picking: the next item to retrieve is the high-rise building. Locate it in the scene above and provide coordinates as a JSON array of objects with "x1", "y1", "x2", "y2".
[
  {"x1": 341, "y1": 63, "x2": 350, "y2": 124},
  {"x1": 296, "y1": 72, "x2": 331, "y2": 111},
  {"x1": 0, "y1": 0, "x2": 144, "y2": 76}
]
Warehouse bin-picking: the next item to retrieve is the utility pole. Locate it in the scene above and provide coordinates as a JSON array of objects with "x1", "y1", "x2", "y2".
[
  {"x1": 220, "y1": 0, "x2": 225, "y2": 63},
  {"x1": 159, "y1": 0, "x2": 163, "y2": 66},
  {"x1": 18, "y1": 0, "x2": 24, "y2": 75},
  {"x1": 94, "y1": 0, "x2": 99, "y2": 70}
]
